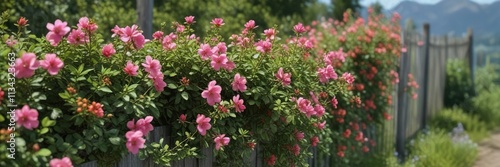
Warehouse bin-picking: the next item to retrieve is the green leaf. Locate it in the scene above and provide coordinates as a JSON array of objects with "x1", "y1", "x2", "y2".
[
  {"x1": 109, "y1": 137, "x2": 121, "y2": 145},
  {"x1": 0, "y1": 114, "x2": 4, "y2": 122},
  {"x1": 181, "y1": 91, "x2": 189, "y2": 100},
  {"x1": 42, "y1": 117, "x2": 56, "y2": 127},
  {"x1": 99, "y1": 87, "x2": 113, "y2": 93},
  {"x1": 39, "y1": 128, "x2": 49, "y2": 135},
  {"x1": 35, "y1": 148, "x2": 52, "y2": 156},
  {"x1": 128, "y1": 84, "x2": 139, "y2": 90},
  {"x1": 168, "y1": 83, "x2": 177, "y2": 89}
]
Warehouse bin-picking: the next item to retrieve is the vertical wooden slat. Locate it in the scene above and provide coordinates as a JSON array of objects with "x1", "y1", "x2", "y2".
[{"x1": 136, "y1": 0, "x2": 154, "y2": 39}]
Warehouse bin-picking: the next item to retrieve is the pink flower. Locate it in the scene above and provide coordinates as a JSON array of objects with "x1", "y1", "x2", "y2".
[
  {"x1": 49, "y1": 157, "x2": 73, "y2": 167},
  {"x1": 149, "y1": 72, "x2": 166, "y2": 92},
  {"x1": 162, "y1": 36, "x2": 176, "y2": 51},
  {"x1": 127, "y1": 116, "x2": 154, "y2": 136},
  {"x1": 266, "y1": 155, "x2": 276, "y2": 166},
  {"x1": 201, "y1": 80, "x2": 222, "y2": 106},
  {"x1": 179, "y1": 114, "x2": 187, "y2": 123},
  {"x1": 211, "y1": 18, "x2": 224, "y2": 27},
  {"x1": 324, "y1": 49, "x2": 346, "y2": 65},
  {"x1": 198, "y1": 44, "x2": 213, "y2": 60},
  {"x1": 412, "y1": 92, "x2": 418, "y2": 99},
  {"x1": 342, "y1": 72, "x2": 354, "y2": 84},
  {"x1": 275, "y1": 68, "x2": 292, "y2": 86},
  {"x1": 331, "y1": 97, "x2": 338, "y2": 109},
  {"x1": 314, "y1": 104, "x2": 325, "y2": 117},
  {"x1": 133, "y1": 34, "x2": 146, "y2": 50},
  {"x1": 196, "y1": 114, "x2": 211, "y2": 136},
  {"x1": 293, "y1": 23, "x2": 306, "y2": 33},
  {"x1": 40, "y1": 53, "x2": 64, "y2": 75},
  {"x1": 255, "y1": 40, "x2": 272, "y2": 53},
  {"x1": 223, "y1": 60, "x2": 236, "y2": 71},
  {"x1": 264, "y1": 28, "x2": 276, "y2": 40},
  {"x1": 296, "y1": 97, "x2": 315, "y2": 118},
  {"x1": 231, "y1": 73, "x2": 247, "y2": 92},
  {"x1": 185, "y1": 16, "x2": 195, "y2": 24},
  {"x1": 0, "y1": 87, "x2": 4, "y2": 105},
  {"x1": 124, "y1": 61, "x2": 139, "y2": 76},
  {"x1": 77, "y1": 17, "x2": 97, "y2": 33},
  {"x1": 6, "y1": 36, "x2": 17, "y2": 47},
  {"x1": 67, "y1": 29, "x2": 88, "y2": 45},
  {"x1": 125, "y1": 131, "x2": 145, "y2": 154},
  {"x1": 101, "y1": 44, "x2": 116, "y2": 58},
  {"x1": 214, "y1": 134, "x2": 230, "y2": 150},
  {"x1": 212, "y1": 42, "x2": 227, "y2": 54},
  {"x1": 15, "y1": 105, "x2": 39, "y2": 130},
  {"x1": 290, "y1": 144, "x2": 300, "y2": 156},
  {"x1": 317, "y1": 65, "x2": 337, "y2": 83},
  {"x1": 316, "y1": 121, "x2": 326, "y2": 130},
  {"x1": 142, "y1": 56, "x2": 161, "y2": 74},
  {"x1": 311, "y1": 136, "x2": 320, "y2": 146},
  {"x1": 210, "y1": 54, "x2": 228, "y2": 71},
  {"x1": 152, "y1": 31, "x2": 164, "y2": 40},
  {"x1": 14, "y1": 53, "x2": 39, "y2": 79},
  {"x1": 244, "y1": 20, "x2": 256, "y2": 30},
  {"x1": 119, "y1": 25, "x2": 141, "y2": 43},
  {"x1": 232, "y1": 95, "x2": 246, "y2": 113},
  {"x1": 46, "y1": 19, "x2": 70, "y2": 46},
  {"x1": 176, "y1": 25, "x2": 185, "y2": 33},
  {"x1": 294, "y1": 131, "x2": 304, "y2": 141}
]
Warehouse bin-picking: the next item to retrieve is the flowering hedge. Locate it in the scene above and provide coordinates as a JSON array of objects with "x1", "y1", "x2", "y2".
[
  {"x1": 304, "y1": 9, "x2": 404, "y2": 165},
  {"x1": 0, "y1": 10, "x2": 359, "y2": 166}
]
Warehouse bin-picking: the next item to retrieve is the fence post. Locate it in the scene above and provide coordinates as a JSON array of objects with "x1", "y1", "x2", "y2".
[
  {"x1": 396, "y1": 29, "x2": 409, "y2": 162},
  {"x1": 421, "y1": 23, "x2": 430, "y2": 130},
  {"x1": 137, "y1": 0, "x2": 154, "y2": 39},
  {"x1": 467, "y1": 28, "x2": 475, "y2": 95}
]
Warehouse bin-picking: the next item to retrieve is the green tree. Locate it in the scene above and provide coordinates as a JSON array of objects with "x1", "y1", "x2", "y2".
[
  {"x1": 331, "y1": 0, "x2": 361, "y2": 21},
  {"x1": 370, "y1": 1, "x2": 383, "y2": 15}
]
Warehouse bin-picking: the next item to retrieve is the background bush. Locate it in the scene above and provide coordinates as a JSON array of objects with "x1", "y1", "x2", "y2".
[
  {"x1": 444, "y1": 59, "x2": 473, "y2": 108},
  {"x1": 431, "y1": 107, "x2": 488, "y2": 142}
]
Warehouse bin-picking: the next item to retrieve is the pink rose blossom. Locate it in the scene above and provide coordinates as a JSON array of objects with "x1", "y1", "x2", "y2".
[
  {"x1": 314, "y1": 104, "x2": 325, "y2": 117},
  {"x1": 231, "y1": 73, "x2": 247, "y2": 92},
  {"x1": 49, "y1": 157, "x2": 73, "y2": 167},
  {"x1": 196, "y1": 114, "x2": 212, "y2": 136},
  {"x1": 162, "y1": 36, "x2": 177, "y2": 51},
  {"x1": 331, "y1": 97, "x2": 338, "y2": 109},
  {"x1": 0, "y1": 87, "x2": 4, "y2": 105},
  {"x1": 211, "y1": 18, "x2": 224, "y2": 27},
  {"x1": 46, "y1": 19, "x2": 71, "y2": 46},
  {"x1": 214, "y1": 134, "x2": 230, "y2": 150},
  {"x1": 6, "y1": 36, "x2": 17, "y2": 47},
  {"x1": 290, "y1": 144, "x2": 300, "y2": 156},
  {"x1": 101, "y1": 44, "x2": 116, "y2": 58},
  {"x1": 124, "y1": 61, "x2": 139, "y2": 76},
  {"x1": 142, "y1": 56, "x2": 161, "y2": 74},
  {"x1": 294, "y1": 131, "x2": 304, "y2": 141},
  {"x1": 293, "y1": 23, "x2": 306, "y2": 33},
  {"x1": 67, "y1": 29, "x2": 88, "y2": 45},
  {"x1": 176, "y1": 24, "x2": 185, "y2": 33},
  {"x1": 342, "y1": 72, "x2": 354, "y2": 84},
  {"x1": 296, "y1": 97, "x2": 315, "y2": 118},
  {"x1": 212, "y1": 42, "x2": 227, "y2": 54},
  {"x1": 317, "y1": 65, "x2": 337, "y2": 83},
  {"x1": 179, "y1": 114, "x2": 187, "y2": 123},
  {"x1": 125, "y1": 131, "x2": 145, "y2": 154},
  {"x1": 223, "y1": 60, "x2": 236, "y2": 71},
  {"x1": 15, "y1": 105, "x2": 39, "y2": 130},
  {"x1": 311, "y1": 136, "x2": 320, "y2": 146},
  {"x1": 185, "y1": 16, "x2": 195, "y2": 24},
  {"x1": 264, "y1": 28, "x2": 276, "y2": 40},
  {"x1": 40, "y1": 53, "x2": 64, "y2": 75},
  {"x1": 14, "y1": 53, "x2": 39, "y2": 79},
  {"x1": 201, "y1": 80, "x2": 222, "y2": 106},
  {"x1": 198, "y1": 44, "x2": 213, "y2": 60},
  {"x1": 132, "y1": 34, "x2": 146, "y2": 50},
  {"x1": 149, "y1": 71, "x2": 166, "y2": 92},
  {"x1": 210, "y1": 54, "x2": 228, "y2": 71},
  {"x1": 152, "y1": 31, "x2": 164, "y2": 40},
  {"x1": 255, "y1": 40, "x2": 272, "y2": 53},
  {"x1": 244, "y1": 20, "x2": 256, "y2": 30},
  {"x1": 275, "y1": 68, "x2": 292, "y2": 86},
  {"x1": 77, "y1": 17, "x2": 97, "y2": 33},
  {"x1": 324, "y1": 49, "x2": 346, "y2": 65},
  {"x1": 266, "y1": 155, "x2": 276, "y2": 166},
  {"x1": 127, "y1": 116, "x2": 154, "y2": 136},
  {"x1": 119, "y1": 25, "x2": 140, "y2": 43},
  {"x1": 232, "y1": 95, "x2": 246, "y2": 113}
]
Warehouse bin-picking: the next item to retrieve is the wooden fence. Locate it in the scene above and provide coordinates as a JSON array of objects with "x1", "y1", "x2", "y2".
[{"x1": 394, "y1": 23, "x2": 474, "y2": 161}]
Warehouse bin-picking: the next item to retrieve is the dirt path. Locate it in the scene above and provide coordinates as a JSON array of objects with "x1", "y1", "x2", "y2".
[{"x1": 474, "y1": 132, "x2": 500, "y2": 167}]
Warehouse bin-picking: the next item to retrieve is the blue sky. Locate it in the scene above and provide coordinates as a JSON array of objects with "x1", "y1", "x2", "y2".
[{"x1": 320, "y1": 0, "x2": 499, "y2": 9}]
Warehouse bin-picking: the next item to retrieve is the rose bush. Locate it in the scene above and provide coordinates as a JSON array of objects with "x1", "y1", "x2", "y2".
[{"x1": 0, "y1": 9, "x2": 402, "y2": 166}]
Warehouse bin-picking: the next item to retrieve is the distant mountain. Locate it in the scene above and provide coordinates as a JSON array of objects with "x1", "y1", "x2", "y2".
[{"x1": 390, "y1": 0, "x2": 500, "y2": 37}]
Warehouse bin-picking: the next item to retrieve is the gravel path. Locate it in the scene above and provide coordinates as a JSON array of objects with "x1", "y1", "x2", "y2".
[{"x1": 474, "y1": 132, "x2": 500, "y2": 167}]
